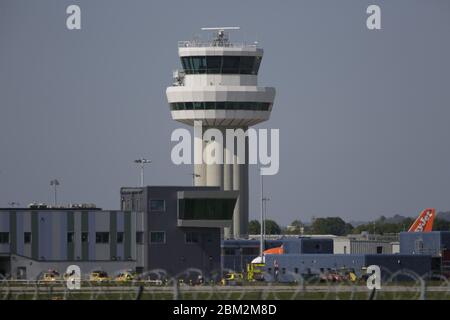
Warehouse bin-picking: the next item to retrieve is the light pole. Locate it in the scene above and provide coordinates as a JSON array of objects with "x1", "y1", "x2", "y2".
[
  {"x1": 260, "y1": 168, "x2": 264, "y2": 259},
  {"x1": 134, "y1": 158, "x2": 151, "y2": 187},
  {"x1": 50, "y1": 179, "x2": 60, "y2": 206},
  {"x1": 262, "y1": 196, "x2": 270, "y2": 239}
]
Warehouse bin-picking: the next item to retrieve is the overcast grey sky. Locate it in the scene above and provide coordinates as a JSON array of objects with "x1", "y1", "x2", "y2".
[{"x1": 0, "y1": 0, "x2": 449, "y2": 225}]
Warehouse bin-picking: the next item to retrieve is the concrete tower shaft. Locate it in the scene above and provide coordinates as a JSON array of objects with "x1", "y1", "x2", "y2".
[{"x1": 166, "y1": 28, "x2": 276, "y2": 238}]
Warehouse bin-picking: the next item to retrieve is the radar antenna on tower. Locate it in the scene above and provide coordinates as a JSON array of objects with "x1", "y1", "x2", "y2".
[{"x1": 201, "y1": 27, "x2": 241, "y2": 47}]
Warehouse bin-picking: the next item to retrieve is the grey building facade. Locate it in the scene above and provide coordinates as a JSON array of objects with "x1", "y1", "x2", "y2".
[
  {"x1": 221, "y1": 237, "x2": 333, "y2": 272},
  {"x1": 0, "y1": 208, "x2": 143, "y2": 279},
  {"x1": 120, "y1": 186, "x2": 238, "y2": 279},
  {"x1": 0, "y1": 186, "x2": 238, "y2": 280}
]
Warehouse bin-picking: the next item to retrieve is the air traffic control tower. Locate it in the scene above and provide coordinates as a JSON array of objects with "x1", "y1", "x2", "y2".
[{"x1": 166, "y1": 27, "x2": 276, "y2": 238}]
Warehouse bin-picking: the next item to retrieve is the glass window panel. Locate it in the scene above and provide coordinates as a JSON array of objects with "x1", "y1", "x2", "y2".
[
  {"x1": 204, "y1": 102, "x2": 216, "y2": 110},
  {"x1": 150, "y1": 200, "x2": 165, "y2": 212},
  {"x1": 215, "y1": 102, "x2": 226, "y2": 110},
  {"x1": 67, "y1": 232, "x2": 74, "y2": 243},
  {"x1": 117, "y1": 232, "x2": 124, "y2": 244},
  {"x1": 24, "y1": 232, "x2": 31, "y2": 244},
  {"x1": 192, "y1": 56, "x2": 206, "y2": 74},
  {"x1": 206, "y1": 56, "x2": 222, "y2": 74},
  {"x1": 96, "y1": 232, "x2": 109, "y2": 244},
  {"x1": 82, "y1": 232, "x2": 89, "y2": 243},
  {"x1": 222, "y1": 56, "x2": 240, "y2": 74},
  {"x1": 179, "y1": 199, "x2": 235, "y2": 220},
  {"x1": 136, "y1": 232, "x2": 144, "y2": 245},
  {"x1": 150, "y1": 231, "x2": 165, "y2": 244},
  {"x1": 253, "y1": 56, "x2": 262, "y2": 75},
  {"x1": 0, "y1": 232, "x2": 9, "y2": 244},
  {"x1": 193, "y1": 102, "x2": 204, "y2": 110},
  {"x1": 181, "y1": 57, "x2": 190, "y2": 74},
  {"x1": 239, "y1": 56, "x2": 255, "y2": 74},
  {"x1": 184, "y1": 102, "x2": 193, "y2": 110}
]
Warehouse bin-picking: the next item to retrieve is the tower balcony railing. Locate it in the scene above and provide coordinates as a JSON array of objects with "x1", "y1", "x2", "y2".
[{"x1": 178, "y1": 40, "x2": 258, "y2": 49}]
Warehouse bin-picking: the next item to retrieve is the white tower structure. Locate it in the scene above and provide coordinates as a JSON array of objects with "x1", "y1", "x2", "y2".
[{"x1": 166, "y1": 27, "x2": 276, "y2": 238}]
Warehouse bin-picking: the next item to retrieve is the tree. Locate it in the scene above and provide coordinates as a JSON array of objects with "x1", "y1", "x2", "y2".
[
  {"x1": 310, "y1": 217, "x2": 353, "y2": 236},
  {"x1": 264, "y1": 220, "x2": 281, "y2": 235},
  {"x1": 248, "y1": 219, "x2": 281, "y2": 235},
  {"x1": 434, "y1": 218, "x2": 450, "y2": 231},
  {"x1": 248, "y1": 220, "x2": 260, "y2": 234}
]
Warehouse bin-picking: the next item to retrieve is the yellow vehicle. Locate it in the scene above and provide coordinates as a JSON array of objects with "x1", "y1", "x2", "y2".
[
  {"x1": 42, "y1": 270, "x2": 60, "y2": 282},
  {"x1": 221, "y1": 272, "x2": 244, "y2": 286},
  {"x1": 246, "y1": 263, "x2": 265, "y2": 281},
  {"x1": 89, "y1": 270, "x2": 110, "y2": 282},
  {"x1": 115, "y1": 271, "x2": 135, "y2": 282}
]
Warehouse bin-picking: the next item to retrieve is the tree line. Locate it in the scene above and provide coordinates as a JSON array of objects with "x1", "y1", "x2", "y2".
[{"x1": 248, "y1": 214, "x2": 450, "y2": 236}]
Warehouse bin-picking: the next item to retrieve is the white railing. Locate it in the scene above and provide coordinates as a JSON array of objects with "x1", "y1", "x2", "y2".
[{"x1": 178, "y1": 41, "x2": 257, "y2": 49}]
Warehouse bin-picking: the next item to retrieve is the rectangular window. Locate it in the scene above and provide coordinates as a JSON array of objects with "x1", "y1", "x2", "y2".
[
  {"x1": 294, "y1": 268, "x2": 299, "y2": 274},
  {"x1": 82, "y1": 232, "x2": 89, "y2": 243},
  {"x1": 67, "y1": 232, "x2": 74, "y2": 244},
  {"x1": 136, "y1": 232, "x2": 144, "y2": 245},
  {"x1": 150, "y1": 200, "x2": 165, "y2": 212},
  {"x1": 206, "y1": 56, "x2": 222, "y2": 74},
  {"x1": 24, "y1": 232, "x2": 31, "y2": 244},
  {"x1": 239, "y1": 56, "x2": 256, "y2": 74},
  {"x1": 0, "y1": 232, "x2": 9, "y2": 244},
  {"x1": 150, "y1": 231, "x2": 165, "y2": 244},
  {"x1": 222, "y1": 56, "x2": 240, "y2": 74},
  {"x1": 185, "y1": 231, "x2": 199, "y2": 244},
  {"x1": 117, "y1": 232, "x2": 124, "y2": 244},
  {"x1": 179, "y1": 198, "x2": 235, "y2": 220},
  {"x1": 96, "y1": 232, "x2": 109, "y2": 244}
]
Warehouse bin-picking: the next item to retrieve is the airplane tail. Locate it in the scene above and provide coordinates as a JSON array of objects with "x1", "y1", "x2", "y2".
[{"x1": 408, "y1": 208, "x2": 436, "y2": 232}]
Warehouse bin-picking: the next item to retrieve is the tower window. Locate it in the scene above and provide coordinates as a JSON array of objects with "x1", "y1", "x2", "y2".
[{"x1": 181, "y1": 56, "x2": 261, "y2": 75}]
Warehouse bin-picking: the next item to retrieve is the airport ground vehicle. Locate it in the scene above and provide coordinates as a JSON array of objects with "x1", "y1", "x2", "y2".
[
  {"x1": 89, "y1": 270, "x2": 110, "y2": 282},
  {"x1": 41, "y1": 270, "x2": 61, "y2": 283},
  {"x1": 115, "y1": 271, "x2": 135, "y2": 282},
  {"x1": 246, "y1": 262, "x2": 265, "y2": 281},
  {"x1": 221, "y1": 272, "x2": 244, "y2": 286}
]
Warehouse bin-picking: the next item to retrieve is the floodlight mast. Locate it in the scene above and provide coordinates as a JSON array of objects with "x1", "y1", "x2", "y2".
[
  {"x1": 134, "y1": 158, "x2": 151, "y2": 187},
  {"x1": 50, "y1": 179, "x2": 60, "y2": 206}
]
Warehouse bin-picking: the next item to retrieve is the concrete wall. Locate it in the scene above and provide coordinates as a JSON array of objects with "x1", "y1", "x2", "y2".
[
  {"x1": 400, "y1": 231, "x2": 450, "y2": 256},
  {"x1": 334, "y1": 238, "x2": 393, "y2": 254}
]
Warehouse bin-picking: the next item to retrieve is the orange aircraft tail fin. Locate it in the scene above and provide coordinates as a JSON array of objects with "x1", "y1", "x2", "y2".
[
  {"x1": 408, "y1": 208, "x2": 435, "y2": 232},
  {"x1": 263, "y1": 246, "x2": 284, "y2": 255}
]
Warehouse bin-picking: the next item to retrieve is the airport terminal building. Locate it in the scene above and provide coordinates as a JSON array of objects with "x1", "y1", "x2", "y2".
[{"x1": 0, "y1": 186, "x2": 238, "y2": 280}]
